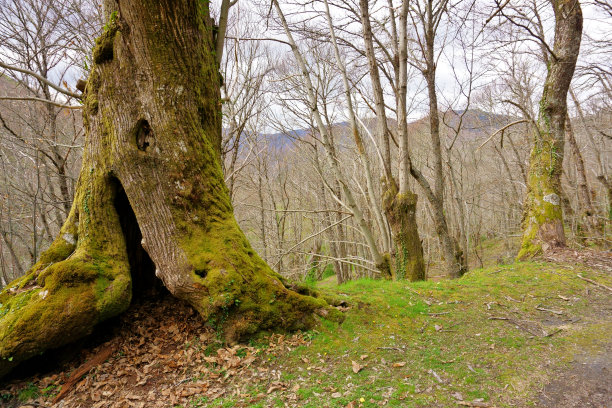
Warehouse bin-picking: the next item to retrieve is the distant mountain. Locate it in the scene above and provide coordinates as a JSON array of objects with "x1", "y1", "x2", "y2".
[{"x1": 249, "y1": 110, "x2": 513, "y2": 151}]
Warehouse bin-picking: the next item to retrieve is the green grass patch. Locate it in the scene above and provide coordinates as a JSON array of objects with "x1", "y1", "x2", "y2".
[{"x1": 187, "y1": 261, "x2": 611, "y2": 407}]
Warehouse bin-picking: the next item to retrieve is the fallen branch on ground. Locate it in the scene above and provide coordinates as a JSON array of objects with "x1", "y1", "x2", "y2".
[
  {"x1": 544, "y1": 328, "x2": 563, "y2": 337},
  {"x1": 53, "y1": 343, "x2": 117, "y2": 403},
  {"x1": 457, "y1": 401, "x2": 499, "y2": 407},
  {"x1": 535, "y1": 305, "x2": 564, "y2": 315},
  {"x1": 577, "y1": 274, "x2": 612, "y2": 293},
  {"x1": 376, "y1": 346, "x2": 403, "y2": 351}
]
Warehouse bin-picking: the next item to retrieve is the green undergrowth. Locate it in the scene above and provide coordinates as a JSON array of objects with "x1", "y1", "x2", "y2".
[{"x1": 188, "y1": 261, "x2": 611, "y2": 407}]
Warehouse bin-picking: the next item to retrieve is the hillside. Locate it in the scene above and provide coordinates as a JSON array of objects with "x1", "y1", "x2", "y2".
[
  {"x1": 1, "y1": 253, "x2": 610, "y2": 408},
  {"x1": 258, "y1": 109, "x2": 513, "y2": 151}
]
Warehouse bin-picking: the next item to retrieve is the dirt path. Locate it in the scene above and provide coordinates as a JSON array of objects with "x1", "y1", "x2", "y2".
[
  {"x1": 538, "y1": 340, "x2": 612, "y2": 408},
  {"x1": 538, "y1": 248, "x2": 612, "y2": 408}
]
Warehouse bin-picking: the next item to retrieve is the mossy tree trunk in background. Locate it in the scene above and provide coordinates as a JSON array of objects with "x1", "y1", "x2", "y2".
[
  {"x1": 518, "y1": 0, "x2": 583, "y2": 259},
  {"x1": 0, "y1": 0, "x2": 339, "y2": 378},
  {"x1": 388, "y1": 0, "x2": 425, "y2": 281},
  {"x1": 359, "y1": 0, "x2": 425, "y2": 281}
]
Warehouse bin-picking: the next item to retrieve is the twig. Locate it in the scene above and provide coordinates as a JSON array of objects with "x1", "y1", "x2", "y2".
[
  {"x1": 0, "y1": 60, "x2": 82, "y2": 98},
  {"x1": 428, "y1": 369, "x2": 444, "y2": 383},
  {"x1": 457, "y1": 401, "x2": 499, "y2": 407},
  {"x1": 544, "y1": 328, "x2": 563, "y2": 337},
  {"x1": 376, "y1": 346, "x2": 403, "y2": 351},
  {"x1": 428, "y1": 312, "x2": 450, "y2": 316},
  {"x1": 535, "y1": 305, "x2": 564, "y2": 315},
  {"x1": 488, "y1": 316, "x2": 542, "y2": 337},
  {"x1": 558, "y1": 295, "x2": 571, "y2": 301},
  {"x1": 577, "y1": 274, "x2": 612, "y2": 293},
  {"x1": 273, "y1": 214, "x2": 353, "y2": 268}
]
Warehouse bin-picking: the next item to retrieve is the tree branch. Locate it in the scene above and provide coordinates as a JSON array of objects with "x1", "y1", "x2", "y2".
[
  {"x1": 0, "y1": 60, "x2": 82, "y2": 99},
  {"x1": 0, "y1": 96, "x2": 82, "y2": 109}
]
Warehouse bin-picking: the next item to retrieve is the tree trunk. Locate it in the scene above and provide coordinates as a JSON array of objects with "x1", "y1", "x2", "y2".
[
  {"x1": 566, "y1": 117, "x2": 602, "y2": 237},
  {"x1": 382, "y1": 184, "x2": 425, "y2": 281},
  {"x1": 0, "y1": 0, "x2": 338, "y2": 379},
  {"x1": 387, "y1": 1, "x2": 425, "y2": 281},
  {"x1": 325, "y1": 0, "x2": 422, "y2": 280},
  {"x1": 273, "y1": 0, "x2": 392, "y2": 279},
  {"x1": 518, "y1": 0, "x2": 582, "y2": 258}
]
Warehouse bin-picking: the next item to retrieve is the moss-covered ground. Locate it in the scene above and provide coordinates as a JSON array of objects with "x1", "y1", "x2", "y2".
[
  {"x1": 1, "y1": 260, "x2": 610, "y2": 408},
  {"x1": 190, "y1": 261, "x2": 611, "y2": 407}
]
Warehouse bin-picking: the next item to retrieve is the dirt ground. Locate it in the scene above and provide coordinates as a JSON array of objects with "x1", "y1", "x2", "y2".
[
  {"x1": 539, "y1": 248, "x2": 612, "y2": 408},
  {"x1": 538, "y1": 341, "x2": 612, "y2": 408}
]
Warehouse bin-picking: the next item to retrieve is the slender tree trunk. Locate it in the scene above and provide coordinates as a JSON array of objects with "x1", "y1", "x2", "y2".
[
  {"x1": 384, "y1": 2, "x2": 425, "y2": 281},
  {"x1": 0, "y1": 0, "x2": 338, "y2": 379},
  {"x1": 518, "y1": 0, "x2": 583, "y2": 258},
  {"x1": 415, "y1": 12, "x2": 466, "y2": 278},
  {"x1": 0, "y1": 231, "x2": 23, "y2": 277},
  {"x1": 359, "y1": 0, "x2": 394, "y2": 186},
  {"x1": 325, "y1": 0, "x2": 423, "y2": 280},
  {"x1": 273, "y1": 0, "x2": 391, "y2": 278},
  {"x1": 570, "y1": 89, "x2": 611, "y2": 224},
  {"x1": 566, "y1": 117, "x2": 601, "y2": 236}
]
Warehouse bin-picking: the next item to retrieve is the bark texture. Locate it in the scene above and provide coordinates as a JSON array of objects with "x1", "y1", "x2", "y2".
[
  {"x1": 359, "y1": 0, "x2": 425, "y2": 281},
  {"x1": 518, "y1": 0, "x2": 583, "y2": 258},
  {"x1": 383, "y1": 185, "x2": 425, "y2": 281},
  {"x1": 0, "y1": 0, "x2": 338, "y2": 378}
]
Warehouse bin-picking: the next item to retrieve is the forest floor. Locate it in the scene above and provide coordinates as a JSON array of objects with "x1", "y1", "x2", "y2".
[{"x1": 0, "y1": 255, "x2": 611, "y2": 408}]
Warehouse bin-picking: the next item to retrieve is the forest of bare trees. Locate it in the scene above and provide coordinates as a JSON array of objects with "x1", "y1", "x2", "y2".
[{"x1": 1, "y1": 0, "x2": 610, "y2": 289}]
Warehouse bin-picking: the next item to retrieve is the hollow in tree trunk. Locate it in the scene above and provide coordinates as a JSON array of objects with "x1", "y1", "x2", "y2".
[
  {"x1": 518, "y1": 0, "x2": 583, "y2": 258},
  {"x1": 0, "y1": 0, "x2": 339, "y2": 378}
]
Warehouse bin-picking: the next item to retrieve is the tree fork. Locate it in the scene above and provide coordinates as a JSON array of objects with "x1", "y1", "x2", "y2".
[{"x1": 0, "y1": 0, "x2": 340, "y2": 378}]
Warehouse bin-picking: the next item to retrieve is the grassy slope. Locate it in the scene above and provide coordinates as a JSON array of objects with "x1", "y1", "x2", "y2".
[{"x1": 204, "y1": 261, "x2": 611, "y2": 408}]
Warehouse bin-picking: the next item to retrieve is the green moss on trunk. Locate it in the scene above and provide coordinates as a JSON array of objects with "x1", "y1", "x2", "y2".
[
  {"x1": 0, "y1": 0, "x2": 339, "y2": 379},
  {"x1": 383, "y1": 187, "x2": 425, "y2": 281},
  {"x1": 0, "y1": 170, "x2": 132, "y2": 378}
]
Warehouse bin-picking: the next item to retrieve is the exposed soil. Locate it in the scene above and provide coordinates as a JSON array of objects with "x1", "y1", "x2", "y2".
[
  {"x1": 538, "y1": 248, "x2": 612, "y2": 408},
  {"x1": 543, "y1": 247, "x2": 612, "y2": 273},
  {"x1": 538, "y1": 341, "x2": 612, "y2": 408}
]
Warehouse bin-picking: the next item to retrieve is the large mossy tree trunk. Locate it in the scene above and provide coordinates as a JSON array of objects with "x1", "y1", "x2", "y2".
[
  {"x1": 0, "y1": 0, "x2": 339, "y2": 378},
  {"x1": 383, "y1": 185, "x2": 425, "y2": 281},
  {"x1": 518, "y1": 0, "x2": 583, "y2": 259}
]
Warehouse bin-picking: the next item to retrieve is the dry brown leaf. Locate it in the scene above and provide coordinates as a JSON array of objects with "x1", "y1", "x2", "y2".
[
  {"x1": 393, "y1": 362, "x2": 407, "y2": 367},
  {"x1": 351, "y1": 360, "x2": 363, "y2": 374}
]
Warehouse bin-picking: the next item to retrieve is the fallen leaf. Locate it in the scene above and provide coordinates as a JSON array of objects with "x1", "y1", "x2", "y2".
[
  {"x1": 393, "y1": 362, "x2": 406, "y2": 368},
  {"x1": 351, "y1": 360, "x2": 363, "y2": 374},
  {"x1": 452, "y1": 392, "x2": 464, "y2": 400}
]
